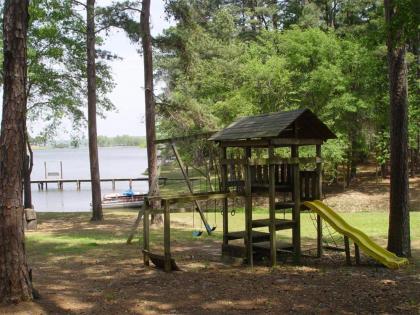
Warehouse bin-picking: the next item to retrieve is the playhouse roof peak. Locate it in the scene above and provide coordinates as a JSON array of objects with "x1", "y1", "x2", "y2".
[{"x1": 209, "y1": 108, "x2": 336, "y2": 145}]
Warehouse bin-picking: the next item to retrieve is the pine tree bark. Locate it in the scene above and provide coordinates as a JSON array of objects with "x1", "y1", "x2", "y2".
[
  {"x1": 0, "y1": 0, "x2": 33, "y2": 303},
  {"x1": 141, "y1": 0, "x2": 161, "y2": 224},
  {"x1": 385, "y1": 0, "x2": 411, "y2": 257},
  {"x1": 87, "y1": 0, "x2": 103, "y2": 221}
]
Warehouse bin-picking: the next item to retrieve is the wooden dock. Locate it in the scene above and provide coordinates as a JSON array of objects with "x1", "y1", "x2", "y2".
[{"x1": 31, "y1": 177, "x2": 195, "y2": 191}]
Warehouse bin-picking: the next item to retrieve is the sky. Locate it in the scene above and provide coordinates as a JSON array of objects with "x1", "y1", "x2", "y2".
[
  {"x1": 97, "y1": 0, "x2": 170, "y2": 136},
  {"x1": 97, "y1": 0, "x2": 172, "y2": 138},
  {"x1": 0, "y1": 1, "x2": 173, "y2": 140}
]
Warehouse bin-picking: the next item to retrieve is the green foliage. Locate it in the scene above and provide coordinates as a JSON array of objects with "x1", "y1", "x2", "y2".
[
  {"x1": 97, "y1": 135, "x2": 146, "y2": 147},
  {"x1": 374, "y1": 131, "x2": 391, "y2": 166},
  {"x1": 0, "y1": 0, "x2": 116, "y2": 140},
  {"x1": 322, "y1": 136, "x2": 349, "y2": 182},
  {"x1": 155, "y1": 0, "x2": 419, "y2": 181}
]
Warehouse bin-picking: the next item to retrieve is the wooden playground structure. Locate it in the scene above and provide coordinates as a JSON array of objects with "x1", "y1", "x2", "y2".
[{"x1": 133, "y1": 109, "x2": 347, "y2": 271}]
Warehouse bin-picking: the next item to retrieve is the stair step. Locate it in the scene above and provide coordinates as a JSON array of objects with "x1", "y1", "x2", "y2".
[
  {"x1": 275, "y1": 202, "x2": 295, "y2": 210},
  {"x1": 226, "y1": 231, "x2": 270, "y2": 243},
  {"x1": 252, "y1": 219, "x2": 295, "y2": 230}
]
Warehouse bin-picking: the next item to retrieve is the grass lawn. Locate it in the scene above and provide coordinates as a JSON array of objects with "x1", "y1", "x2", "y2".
[{"x1": 27, "y1": 209, "x2": 420, "y2": 264}]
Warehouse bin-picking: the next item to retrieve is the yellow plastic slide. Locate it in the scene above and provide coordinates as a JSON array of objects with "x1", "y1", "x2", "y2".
[{"x1": 303, "y1": 200, "x2": 409, "y2": 269}]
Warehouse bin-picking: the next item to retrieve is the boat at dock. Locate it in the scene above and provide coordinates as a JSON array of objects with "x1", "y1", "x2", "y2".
[{"x1": 101, "y1": 190, "x2": 146, "y2": 209}]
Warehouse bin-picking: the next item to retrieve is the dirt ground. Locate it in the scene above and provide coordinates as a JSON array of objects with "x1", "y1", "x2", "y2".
[
  {"x1": 1, "y1": 170, "x2": 419, "y2": 315},
  {"x1": 4, "y1": 223, "x2": 420, "y2": 315},
  {"x1": 323, "y1": 165, "x2": 420, "y2": 212}
]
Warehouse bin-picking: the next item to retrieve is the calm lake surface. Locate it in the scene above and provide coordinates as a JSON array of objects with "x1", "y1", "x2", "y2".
[{"x1": 32, "y1": 147, "x2": 149, "y2": 212}]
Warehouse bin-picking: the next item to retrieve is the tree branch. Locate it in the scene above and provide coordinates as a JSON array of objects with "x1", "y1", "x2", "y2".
[{"x1": 72, "y1": 0, "x2": 87, "y2": 8}]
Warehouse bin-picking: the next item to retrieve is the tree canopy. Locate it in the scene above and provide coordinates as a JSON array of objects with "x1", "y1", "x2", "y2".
[
  {"x1": 0, "y1": 0, "x2": 116, "y2": 140},
  {"x1": 155, "y1": 0, "x2": 419, "y2": 182}
]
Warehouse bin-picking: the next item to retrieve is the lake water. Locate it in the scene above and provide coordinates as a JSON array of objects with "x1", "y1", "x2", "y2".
[{"x1": 31, "y1": 147, "x2": 149, "y2": 212}]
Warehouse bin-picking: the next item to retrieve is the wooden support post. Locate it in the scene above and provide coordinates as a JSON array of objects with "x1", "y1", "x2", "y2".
[
  {"x1": 316, "y1": 144, "x2": 323, "y2": 258},
  {"x1": 129, "y1": 179, "x2": 133, "y2": 189},
  {"x1": 354, "y1": 243, "x2": 360, "y2": 265},
  {"x1": 244, "y1": 147, "x2": 253, "y2": 267},
  {"x1": 143, "y1": 201, "x2": 150, "y2": 266},
  {"x1": 291, "y1": 144, "x2": 301, "y2": 264},
  {"x1": 344, "y1": 236, "x2": 351, "y2": 266},
  {"x1": 163, "y1": 200, "x2": 171, "y2": 272},
  {"x1": 171, "y1": 141, "x2": 213, "y2": 234},
  {"x1": 316, "y1": 215, "x2": 322, "y2": 258},
  {"x1": 76, "y1": 180, "x2": 80, "y2": 191},
  {"x1": 220, "y1": 147, "x2": 229, "y2": 246},
  {"x1": 268, "y1": 146, "x2": 276, "y2": 266},
  {"x1": 112, "y1": 179, "x2": 115, "y2": 190}
]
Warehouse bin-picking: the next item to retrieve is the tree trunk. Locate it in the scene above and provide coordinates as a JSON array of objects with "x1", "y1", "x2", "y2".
[
  {"x1": 87, "y1": 0, "x2": 103, "y2": 221},
  {"x1": 141, "y1": 0, "x2": 161, "y2": 224},
  {"x1": 381, "y1": 163, "x2": 387, "y2": 179},
  {"x1": 23, "y1": 155, "x2": 32, "y2": 209},
  {"x1": 23, "y1": 134, "x2": 34, "y2": 209},
  {"x1": 385, "y1": 0, "x2": 411, "y2": 257},
  {"x1": 0, "y1": 0, "x2": 33, "y2": 303}
]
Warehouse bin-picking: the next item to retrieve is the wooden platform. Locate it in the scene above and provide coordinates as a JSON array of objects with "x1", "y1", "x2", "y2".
[
  {"x1": 226, "y1": 230, "x2": 270, "y2": 242},
  {"x1": 274, "y1": 201, "x2": 295, "y2": 210},
  {"x1": 251, "y1": 218, "x2": 295, "y2": 230},
  {"x1": 32, "y1": 177, "x2": 173, "y2": 191}
]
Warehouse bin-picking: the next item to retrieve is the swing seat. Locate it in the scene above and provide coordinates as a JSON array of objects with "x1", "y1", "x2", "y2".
[
  {"x1": 204, "y1": 224, "x2": 216, "y2": 234},
  {"x1": 192, "y1": 230, "x2": 203, "y2": 237}
]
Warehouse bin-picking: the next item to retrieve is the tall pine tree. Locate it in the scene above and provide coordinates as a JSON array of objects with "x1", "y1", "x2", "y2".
[
  {"x1": 0, "y1": 0, "x2": 33, "y2": 303},
  {"x1": 385, "y1": 0, "x2": 413, "y2": 257}
]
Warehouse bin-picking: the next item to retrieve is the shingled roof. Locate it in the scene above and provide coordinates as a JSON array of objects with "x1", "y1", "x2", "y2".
[{"x1": 209, "y1": 109, "x2": 336, "y2": 142}]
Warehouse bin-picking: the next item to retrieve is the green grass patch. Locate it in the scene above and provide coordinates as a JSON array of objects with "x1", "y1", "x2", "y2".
[{"x1": 27, "y1": 210, "x2": 420, "y2": 260}]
